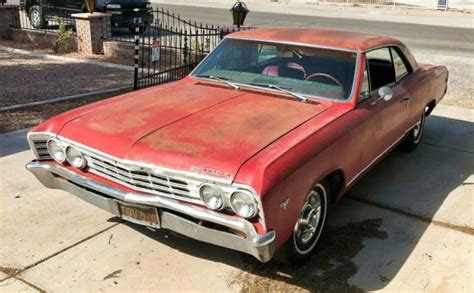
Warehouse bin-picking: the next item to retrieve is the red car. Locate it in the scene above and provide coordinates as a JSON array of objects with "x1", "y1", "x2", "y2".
[{"x1": 26, "y1": 28, "x2": 448, "y2": 263}]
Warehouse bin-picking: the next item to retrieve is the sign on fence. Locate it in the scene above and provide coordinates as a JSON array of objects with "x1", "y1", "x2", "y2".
[{"x1": 151, "y1": 38, "x2": 160, "y2": 62}]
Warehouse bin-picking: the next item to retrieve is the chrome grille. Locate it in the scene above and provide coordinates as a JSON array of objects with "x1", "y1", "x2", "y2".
[
  {"x1": 33, "y1": 140, "x2": 51, "y2": 160},
  {"x1": 84, "y1": 153, "x2": 193, "y2": 199}
]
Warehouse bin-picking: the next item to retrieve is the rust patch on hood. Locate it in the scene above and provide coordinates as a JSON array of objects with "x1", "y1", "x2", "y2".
[{"x1": 127, "y1": 92, "x2": 330, "y2": 178}]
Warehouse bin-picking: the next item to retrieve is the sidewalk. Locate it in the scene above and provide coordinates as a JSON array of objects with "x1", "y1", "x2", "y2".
[{"x1": 152, "y1": 0, "x2": 474, "y2": 29}]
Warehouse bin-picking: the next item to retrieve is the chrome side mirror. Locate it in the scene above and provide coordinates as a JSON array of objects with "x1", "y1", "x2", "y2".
[{"x1": 378, "y1": 86, "x2": 393, "y2": 102}]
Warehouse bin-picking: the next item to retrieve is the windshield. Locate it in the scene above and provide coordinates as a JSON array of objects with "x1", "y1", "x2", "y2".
[{"x1": 192, "y1": 38, "x2": 358, "y2": 101}]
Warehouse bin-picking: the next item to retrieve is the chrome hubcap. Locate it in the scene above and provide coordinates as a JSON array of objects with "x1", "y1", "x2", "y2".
[
  {"x1": 31, "y1": 11, "x2": 40, "y2": 26},
  {"x1": 413, "y1": 113, "x2": 424, "y2": 143},
  {"x1": 295, "y1": 191, "x2": 322, "y2": 245},
  {"x1": 413, "y1": 120, "x2": 422, "y2": 138}
]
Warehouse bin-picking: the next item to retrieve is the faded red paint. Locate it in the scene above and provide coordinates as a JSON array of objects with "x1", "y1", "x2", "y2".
[
  {"x1": 229, "y1": 27, "x2": 403, "y2": 52},
  {"x1": 30, "y1": 29, "x2": 448, "y2": 252}
]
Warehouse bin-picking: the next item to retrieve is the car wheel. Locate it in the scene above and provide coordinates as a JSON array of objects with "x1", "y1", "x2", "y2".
[
  {"x1": 275, "y1": 181, "x2": 328, "y2": 264},
  {"x1": 29, "y1": 5, "x2": 45, "y2": 29},
  {"x1": 401, "y1": 111, "x2": 426, "y2": 151}
]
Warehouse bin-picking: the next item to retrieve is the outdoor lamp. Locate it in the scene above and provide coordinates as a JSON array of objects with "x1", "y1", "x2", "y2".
[{"x1": 230, "y1": 1, "x2": 249, "y2": 28}]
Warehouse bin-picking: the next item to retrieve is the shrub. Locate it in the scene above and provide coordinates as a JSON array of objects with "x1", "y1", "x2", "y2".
[{"x1": 53, "y1": 16, "x2": 73, "y2": 53}]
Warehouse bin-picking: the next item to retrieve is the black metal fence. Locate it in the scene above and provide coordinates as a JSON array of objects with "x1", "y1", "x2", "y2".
[
  {"x1": 131, "y1": 9, "x2": 246, "y2": 90},
  {"x1": 9, "y1": 4, "x2": 76, "y2": 34}
]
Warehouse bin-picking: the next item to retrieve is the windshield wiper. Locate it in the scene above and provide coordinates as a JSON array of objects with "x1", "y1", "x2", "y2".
[
  {"x1": 249, "y1": 82, "x2": 308, "y2": 103},
  {"x1": 196, "y1": 74, "x2": 240, "y2": 90}
]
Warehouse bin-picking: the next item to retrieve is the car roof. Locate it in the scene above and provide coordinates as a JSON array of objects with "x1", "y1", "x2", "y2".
[{"x1": 226, "y1": 27, "x2": 404, "y2": 52}]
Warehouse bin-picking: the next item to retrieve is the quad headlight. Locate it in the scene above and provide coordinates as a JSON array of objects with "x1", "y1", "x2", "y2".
[
  {"x1": 199, "y1": 183, "x2": 224, "y2": 210},
  {"x1": 47, "y1": 138, "x2": 66, "y2": 163},
  {"x1": 65, "y1": 145, "x2": 87, "y2": 169},
  {"x1": 230, "y1": 190, "x2": 258, "y2": 219}
]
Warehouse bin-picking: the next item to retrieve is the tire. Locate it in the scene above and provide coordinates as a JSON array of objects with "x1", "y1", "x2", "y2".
[
  {"x1": 275, "y1": 181, "x2": 329, "y2": 265},
  {"x1": 29, "y1": 5, "x2": 45, "y2": 29},
  {"x1": 400, "y1": 110, "x2": 426, "y2": 151}
]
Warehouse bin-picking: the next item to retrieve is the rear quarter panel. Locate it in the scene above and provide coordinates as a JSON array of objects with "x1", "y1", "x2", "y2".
[{"x1": 402, "y1": 64, "x2": 448, "y2": 123}]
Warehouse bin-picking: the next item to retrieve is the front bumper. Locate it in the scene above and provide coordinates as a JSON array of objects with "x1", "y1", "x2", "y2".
[{"x1": 26, "y1": 161, "x2": 275, "y2": 262}]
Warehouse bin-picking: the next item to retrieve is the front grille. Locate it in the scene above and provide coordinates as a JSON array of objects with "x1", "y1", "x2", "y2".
[
  {"x1": 84, "y1": 153, "x2": 193, "y2": 199},
  {"x1": 33, "y1": 140, "x2": 51, "y2": 160}
]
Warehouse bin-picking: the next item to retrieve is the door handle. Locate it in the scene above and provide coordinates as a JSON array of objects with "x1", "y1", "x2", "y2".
[{"x1": 401, "y1": 96, "x2": 411, "y2": 106}]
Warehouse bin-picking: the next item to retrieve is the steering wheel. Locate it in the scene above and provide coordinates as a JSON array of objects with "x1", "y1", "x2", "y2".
[{"x1": 305, "y1": 73, "x2": 343, "y2": 88}]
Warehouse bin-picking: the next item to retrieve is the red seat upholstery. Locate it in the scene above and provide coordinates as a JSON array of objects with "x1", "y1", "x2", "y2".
[{"x1": 262, "y1": 62, "x2": 306, "y2": 79}]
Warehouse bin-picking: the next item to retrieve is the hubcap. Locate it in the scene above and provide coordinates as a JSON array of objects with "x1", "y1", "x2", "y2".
[
  {"x1": 293, "y1": 184, "x2": 327, "y2": 254},
  {"x1": 31, "y1": 10, "x2": 40, "y2": 26},
  {"x1": 413, "y1": 121, "x2": 421, "y2": 138},
  {"x1": 413, "y1": 113, "x2": 425, "y2": 143}
]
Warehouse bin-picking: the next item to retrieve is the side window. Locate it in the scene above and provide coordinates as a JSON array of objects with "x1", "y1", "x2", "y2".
[
  {"x1": 359, "y1": 61, "x2": 371, "y2": 101},
  {"x1": 390, "y1": 48, "x2": 409, "y2": 81},
  {"x1": 257, "y1": 44, "x2": 277, "y2": 63},
  {"x1": 366, "y1": 47, "x2": 396, "y2": 92}
]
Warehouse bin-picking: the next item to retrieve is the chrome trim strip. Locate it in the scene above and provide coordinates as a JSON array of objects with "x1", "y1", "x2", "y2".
[{"x1": 26, "y1": 161, "x2": 275, "y2": 262}]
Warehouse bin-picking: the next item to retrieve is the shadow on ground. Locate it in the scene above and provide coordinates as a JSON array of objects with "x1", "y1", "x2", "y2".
[{"x1": 116, "y1": 114, "x2": 473, "y2": 291}]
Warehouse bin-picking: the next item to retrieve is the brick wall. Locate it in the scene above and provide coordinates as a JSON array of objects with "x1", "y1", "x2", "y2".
[
  {"x1": 7, "y1": 28, "x2": 78, "y2": 52},
  {"x1": 72, "y1": 12, "x2": 110, "y2": 54}
]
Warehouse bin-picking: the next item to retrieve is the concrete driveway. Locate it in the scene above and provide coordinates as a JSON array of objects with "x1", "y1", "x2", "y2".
[{"x1": 0, "y1": 105, "x2": 472, "y2": 292}]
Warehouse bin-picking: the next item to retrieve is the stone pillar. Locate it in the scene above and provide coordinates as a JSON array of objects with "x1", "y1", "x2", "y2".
[{"x1": 72, "y1": 12, "x2": 111, "y2": 55}]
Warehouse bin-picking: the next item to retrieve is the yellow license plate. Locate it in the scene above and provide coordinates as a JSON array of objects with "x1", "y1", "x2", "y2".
[{"x1": 117, "y1": 202, "x2": 160, "y2": 228}]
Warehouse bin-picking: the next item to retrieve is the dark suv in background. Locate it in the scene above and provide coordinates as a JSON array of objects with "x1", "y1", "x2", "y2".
[{"x1": 20, "y1": 0, "x2": 154, "y2": 31}]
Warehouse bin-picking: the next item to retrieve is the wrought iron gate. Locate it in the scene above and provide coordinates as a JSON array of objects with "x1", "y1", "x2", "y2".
[{"x1": 131, "y1": 9, "x2": 239, "y2": 90}]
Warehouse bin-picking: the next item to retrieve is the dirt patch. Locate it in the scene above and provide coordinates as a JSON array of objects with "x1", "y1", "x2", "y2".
[
  {"x1": 0, "y1": 50, "x2": 133, "y2": 108},
  {"x1": 0, "y1": 90, "x2": 130, "y2": 133},
  {"x1": 230, "y1": 219, "x2": 388, "y2": 292}
]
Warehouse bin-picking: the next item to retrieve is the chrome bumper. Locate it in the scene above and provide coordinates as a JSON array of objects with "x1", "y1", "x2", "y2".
[{"x1": 26, "y1": 161, "x2": 275, "y2": 262}]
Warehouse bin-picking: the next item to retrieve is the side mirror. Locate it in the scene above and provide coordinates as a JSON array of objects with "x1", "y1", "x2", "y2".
[{"x1": 378, "y1": 86, "x2": 393, "y2": 102}]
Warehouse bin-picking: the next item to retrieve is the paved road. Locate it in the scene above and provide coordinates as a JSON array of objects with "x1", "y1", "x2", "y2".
[{"x1": 154, "y1": 3, "x2": 474, "y2": 58}]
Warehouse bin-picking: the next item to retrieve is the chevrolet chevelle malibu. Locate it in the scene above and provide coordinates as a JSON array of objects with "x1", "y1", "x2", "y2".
[{"x1": 26, "y1": 28, "x2": 448, "y2": 263}]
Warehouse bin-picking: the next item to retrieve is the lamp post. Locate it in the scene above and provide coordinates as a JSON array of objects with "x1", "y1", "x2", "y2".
[{"x1": 230, "y1": 1, "x2": 249, "y2": 29}]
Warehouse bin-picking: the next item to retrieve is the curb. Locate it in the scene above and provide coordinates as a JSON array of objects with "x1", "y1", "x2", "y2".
[
  {"x1": 0, "y1": 86, "x2": 132, "y2": 112},
  {"x1": 0, "y1": 46, "x2": 135, "y2": 71}
]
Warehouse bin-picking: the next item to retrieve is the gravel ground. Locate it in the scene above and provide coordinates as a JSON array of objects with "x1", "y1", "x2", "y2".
[
  {"x1": 0, "y1": 50, "x2": 133, "y2": 108},
  {"x1": 0, "y1": 90, "x2": 130, "y2": 133},
  {"x1": 416, "y1": 53, "x2": 474, "y2": 109}
]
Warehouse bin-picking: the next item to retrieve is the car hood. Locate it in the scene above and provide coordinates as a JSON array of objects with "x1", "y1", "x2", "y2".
[{"x1": 58, "y1": 81, "x2": 332, "y2": 181}]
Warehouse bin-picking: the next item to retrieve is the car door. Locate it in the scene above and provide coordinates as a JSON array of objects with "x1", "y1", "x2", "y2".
[{"x1": 356, "y1": 47, "x2": 412, "y2": 167}]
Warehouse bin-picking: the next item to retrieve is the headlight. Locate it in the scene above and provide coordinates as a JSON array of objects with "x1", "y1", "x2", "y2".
[
  {"x1": 47, "y1": 138, "x2": 66, "y2": 163},
  {"x1": 146, "y1": 3, "x2": 152, "y2": 8},
  {"x1": 199, "y1": 183, "x2": 224, "y2": 210},
  {"x1": 230, "y1": 190, "x2": 258, "y2": 218},
  {"x1": 65, "y1": 146, "x2": 86, "y2": 169},
  {"x1": 106, "y1": 4, "x2": 121, "y2": 9}
]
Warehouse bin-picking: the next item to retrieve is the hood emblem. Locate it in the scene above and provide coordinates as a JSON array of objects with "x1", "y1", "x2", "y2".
[{"x1": 190, "y1": 166, "x2": 232, "y2": 180}]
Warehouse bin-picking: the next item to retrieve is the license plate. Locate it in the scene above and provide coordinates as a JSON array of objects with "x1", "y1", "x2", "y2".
[{"x1": 117, "y1": 202, "x2": 160, "y2": 228}]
